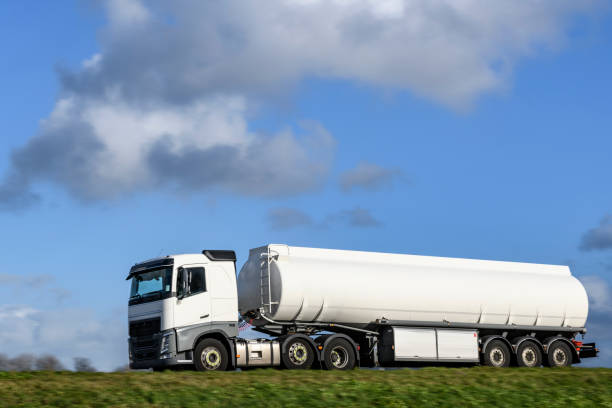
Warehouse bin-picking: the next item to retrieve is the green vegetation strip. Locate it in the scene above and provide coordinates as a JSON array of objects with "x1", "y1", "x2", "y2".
[{"x1": 1, "y1": 367, "x2": 611, "y2": 408}]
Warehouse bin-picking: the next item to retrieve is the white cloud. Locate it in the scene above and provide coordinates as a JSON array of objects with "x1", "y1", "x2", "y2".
[
  {"x1": 580, "y1": 275, "x2": 612, "y2": 313},
  {"x1": 5, "y1": 94, "x2": 334, "y2": 201},
  {"x1": 578, "y1": 275, "x2": 612, "y2": 367},
  {"x1": 0, "y1": 305, "x2": 126, "y2": 371},
  {"x1": 0, "y1": 0, "x2": 599, "y2": 208},
  {"x1": 340, "y1": 161, "x2": 403, "y2": 192},
  {"x1": 580, "y1": 216, "x2": 612, "y2": 251},
  {"x1": 267, "y1": 206, "x2": 381, "y2": 229},
  {"x1": 0, "y1": 273, "x2": 70, "y2": 303},
  {"x1": 106, "y1": 0, "x2": 150, "y2": 27},
  {"x1": 267, "y1": 207, "x2": 314, "y2": 230},
  {"x1": 86, "y1": 0, "x2": 592, "y2": 108}
]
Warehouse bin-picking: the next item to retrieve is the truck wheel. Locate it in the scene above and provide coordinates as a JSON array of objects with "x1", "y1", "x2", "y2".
[
  {"x1": 546, "y1": 342, "x2": 572, "y2": 367},
  {"x1": 483, "y1": 340, "x2": 510, "y2": 367},
  {"x1": 194, "y1": 338, "x2": 228, "y2": 371},
  {"x1": 282, "y1": 338, "x2": 314, "y2": 369},
  {"x1": 323, "y1": 338, "x2": 356, "y2": 370},
  {"x1": 516, "y1": 341, "x2": 542, "y2": 367}
]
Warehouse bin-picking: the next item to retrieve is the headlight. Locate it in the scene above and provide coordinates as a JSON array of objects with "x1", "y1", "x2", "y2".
[{"x1": 160, "y1": 332, "x2": 172, "y2": 354}]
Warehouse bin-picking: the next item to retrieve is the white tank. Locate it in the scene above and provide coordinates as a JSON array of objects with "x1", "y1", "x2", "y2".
[{"x1": 237, "y1": 244, "x2": 589, "y2": 329}]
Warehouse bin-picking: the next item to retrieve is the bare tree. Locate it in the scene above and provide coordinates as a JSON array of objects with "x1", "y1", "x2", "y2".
[
  {"x1": 35, "y1": 354, "x2": 65, "y2": 371},
  {"x1": 0, "y1": 353, "x2": 9, "y2": 371},
  {"x1": 9, "y1": 354, "x2": 35, "y2": 371},
  {"x1": 73, "y1": 357, "x2": 96, "y2": 372}
]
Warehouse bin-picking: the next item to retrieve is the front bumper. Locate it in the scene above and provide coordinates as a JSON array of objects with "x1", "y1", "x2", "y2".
[
  {"x1": 130, "y1": 330, "x2": 190, "y2": 369},
  {"x1": 130, "y1": 356, "x2": 191, "y2": 370}
]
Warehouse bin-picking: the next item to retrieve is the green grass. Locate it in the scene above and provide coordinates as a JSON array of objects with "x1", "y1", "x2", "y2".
[{"x1": 0, "y1": 368, "x2": 610, "y2": 408}]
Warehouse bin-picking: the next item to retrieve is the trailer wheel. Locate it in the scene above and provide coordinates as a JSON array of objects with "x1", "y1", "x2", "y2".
[
  {"x1": 194, "y1": 338, "x2": 228, "y2": 371},
  {"x1": 546, "y1": 342, "x2": 572, "y2": 367},
  {"x1": 516, "y1": 341, "x2": 542, "y2": 367},
  {"x1": 323, "y1": 338, "x2": 356, "y2": 370},
  {"x1": 483, "y1": 340, "x2": 511, "y2": 367},
  {"x1": 282, "y1": 338, "x2": 314, "y2": 369}
]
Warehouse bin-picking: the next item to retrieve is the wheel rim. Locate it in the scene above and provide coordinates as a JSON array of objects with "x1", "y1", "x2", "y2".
[
  {"x1": 521, "y1": 346, "x2": 538, "y2": 367},
  {"x1": 330, "y1": 346, "x2": 349, "y2": 369},
  {"x1": 489, "y1": 347, "x2": 505, "y2": 367},
  {"x1": 288, "y1": 342, "x2": 308, "y2": 365},
  {"x1": 553, "y1": 348, "x2": 567, "y2": 366},
  {"x1": 201, "y1": 346, "x2": 221, "y2": 370}
]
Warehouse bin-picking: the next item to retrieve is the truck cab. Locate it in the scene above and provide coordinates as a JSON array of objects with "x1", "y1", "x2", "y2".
[{"x1": 127, "y1": 250, "x2": 239, "y2": 370}]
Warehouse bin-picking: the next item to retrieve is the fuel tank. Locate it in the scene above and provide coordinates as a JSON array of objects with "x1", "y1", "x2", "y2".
[{"x1": 237, "y1": 244, "x2": 589, "y2": 329}]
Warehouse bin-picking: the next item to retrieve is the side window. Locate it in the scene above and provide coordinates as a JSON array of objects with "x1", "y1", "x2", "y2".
[{"x1": 187, "y1": 267, "x2": 206, "y2": 295}]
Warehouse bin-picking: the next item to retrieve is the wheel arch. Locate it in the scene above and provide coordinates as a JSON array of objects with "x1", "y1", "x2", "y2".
[
  {"x1": 544, "y1": 336, "x2": 579, "y2": 364},
  {"x1": 279, "y1": 333, "x2": 319, "y2": 361},
  {"x1": 316, "y1": 333, "x2": 360, "y2": 365},
  {"x1": 193, "y1": 330, "x2": 236, "y2": 369},
  {"x1": 512, "y1": 336, "x2": 544, "y2": 355},
  {"x1": 481, "y1": 335, "x2": 512, "y2": 355}
]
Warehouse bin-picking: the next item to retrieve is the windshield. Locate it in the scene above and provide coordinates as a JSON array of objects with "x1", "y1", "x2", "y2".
[{"x1": 130, "y1": 267, "x2": 173, "y2": 298}]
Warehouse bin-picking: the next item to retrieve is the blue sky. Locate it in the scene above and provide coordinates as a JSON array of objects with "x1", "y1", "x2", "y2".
[{"x1": 1, "y1": 0, "x2": 611, "y2": 370}]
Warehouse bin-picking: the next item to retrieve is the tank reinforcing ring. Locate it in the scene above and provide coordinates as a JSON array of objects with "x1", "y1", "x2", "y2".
[
  {"x1": 202, "y1": 347, "x2": 222, "y2": 370},
  {"x1": 288, "y1": 342, "x2": 309, "y2": 366},
  {"x1": 330, "y1": 345, "x2": 349, "y2": 369}
]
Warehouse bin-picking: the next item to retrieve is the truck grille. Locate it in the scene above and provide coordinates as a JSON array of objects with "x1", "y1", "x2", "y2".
[
  {"x1": 133, "y1": 343, "x2": 158, "y2": 360},
  {"x1": 129, "y1": 317, "x2": 161, "y2": 337}
]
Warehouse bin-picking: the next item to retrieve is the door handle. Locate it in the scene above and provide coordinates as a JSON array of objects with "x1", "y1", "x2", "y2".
[{"x1": 200, "y1": 314, "x2": 209, "y2": 319}]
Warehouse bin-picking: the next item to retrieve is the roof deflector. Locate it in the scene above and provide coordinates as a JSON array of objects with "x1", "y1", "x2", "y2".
[{"x1": 203, "y1": 250, "x2": 237, "y2": 262}]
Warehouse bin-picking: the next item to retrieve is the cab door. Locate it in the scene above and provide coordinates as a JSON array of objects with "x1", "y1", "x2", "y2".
[{"x1": 174, "y1": 264, "x2": 211, "y2": 328}]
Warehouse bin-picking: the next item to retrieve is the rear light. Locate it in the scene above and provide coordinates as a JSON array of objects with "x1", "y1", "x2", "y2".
[{"x1": 572, "y1": 340, "x2": 583, "y2": 352}]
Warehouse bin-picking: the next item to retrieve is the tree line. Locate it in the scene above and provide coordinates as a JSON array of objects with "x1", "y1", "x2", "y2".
[{"x1": 0, "y1": 354, "x2": 98, "y2": 372}]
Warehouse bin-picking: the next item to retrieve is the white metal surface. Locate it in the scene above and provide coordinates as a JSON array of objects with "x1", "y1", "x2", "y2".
[
  {"x1": 237, "y1": 244, "x2": 589, "y2": 329},
  {"x1": 128, "y1": 254, "x2": 238, "y2": 331},
  {"x1": 393, "y1": 328, "x2": 437, "y2": 359},
  {"x1": 436, "y1": 329, "x2": 479, "y2": 360},
  {"x1": 174, "y1": 263, "x2": 211, "y2": 329}
]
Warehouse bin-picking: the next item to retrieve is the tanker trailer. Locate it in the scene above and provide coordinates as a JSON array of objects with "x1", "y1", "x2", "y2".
[
  {"x1": 237, "y1": 244, "x2": 598, "y2": 369},
  {"x1": 127, "y1": 245, "x2": 598, "y2": 371}
]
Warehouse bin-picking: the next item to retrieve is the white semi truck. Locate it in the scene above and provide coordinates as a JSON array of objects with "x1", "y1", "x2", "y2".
[{"x1": 127, "y1": 244, "x2": 598, "y2": 371}]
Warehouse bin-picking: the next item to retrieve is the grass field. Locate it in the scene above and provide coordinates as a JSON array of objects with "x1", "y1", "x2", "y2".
[{"x1": 1, "y1": 367, "x2": 611, "y2": 408}]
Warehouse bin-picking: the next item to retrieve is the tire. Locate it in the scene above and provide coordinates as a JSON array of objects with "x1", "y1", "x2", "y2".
[
  {"x1": 194, "y1": 338, "x2": 228, "y2": 371},
  {"x1": 483, "y1": 340, "x2": 511, "y2": 367},
  {"x1": 323, "y1": 338, "x2": 356, "y2": 370},
  {"x1": 516, "y1": 341, "x2": 542, "y2": 367},
  {"x1": 546, "y1": 341, "x2": 573, "y2": 367},
  {"x1": 282, "y1": 337, "x2": 315, "y2": 369}
]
